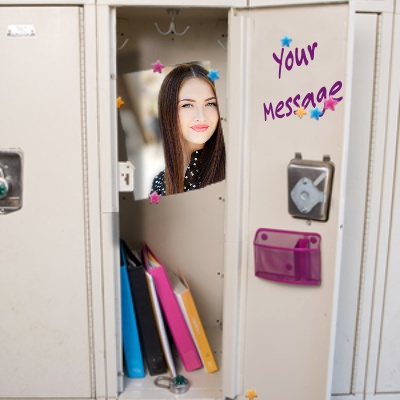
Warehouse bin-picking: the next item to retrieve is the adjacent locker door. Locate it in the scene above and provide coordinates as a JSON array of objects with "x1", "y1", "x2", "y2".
[
  {"x1": 331, "y1": 12, "x2": 378, "y2": 395},
  {"x1": 0, "y1": 7, "x2": 93, "y2": 398},
  {"x1": 366, "y1": 11, "x2": 400, "y2": 399},
  {"x1": 227, "y1": 3, "x2": 352, "y2": 400}
]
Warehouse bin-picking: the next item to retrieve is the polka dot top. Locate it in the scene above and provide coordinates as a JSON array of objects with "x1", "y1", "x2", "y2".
[{"x1": 151, "y1": 150, "x2": 203, "y2": 196}]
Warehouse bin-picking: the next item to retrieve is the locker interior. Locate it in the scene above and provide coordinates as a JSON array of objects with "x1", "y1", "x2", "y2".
[{"x1": 115, "y1": 7, "x2": 229, "y2": 397}]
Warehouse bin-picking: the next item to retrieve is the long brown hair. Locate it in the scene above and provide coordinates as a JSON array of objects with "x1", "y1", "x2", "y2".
[{"x1": 158, "y1": 63, "x2": 226, "y2": 195}]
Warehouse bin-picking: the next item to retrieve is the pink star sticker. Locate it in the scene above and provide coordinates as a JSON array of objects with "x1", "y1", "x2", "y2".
[
  {"x1": 149, "y1": 191, "x2": 161, "y2": 204},
  {"x1": 324, "y1": 96, "x2": 338, "y2": 111},
  {"x1": 151, "y1": 60, "x2": 164, "y2": 73}
]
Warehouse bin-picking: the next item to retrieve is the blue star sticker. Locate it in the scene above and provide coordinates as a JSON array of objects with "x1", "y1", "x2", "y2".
[
  {"x1": 207, "y1": 69, "x2": 220, "y2": 82},
  {"x1": 280, "y1": 36, "x2": 292, "y2": 47},
  {"x1": 310, "y1": 107, "x2": 323, "y2": 120}
]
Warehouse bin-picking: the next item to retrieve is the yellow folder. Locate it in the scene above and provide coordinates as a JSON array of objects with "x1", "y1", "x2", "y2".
[{"x1": 173, "y1": 269, "x2": 218, "y2": 373}]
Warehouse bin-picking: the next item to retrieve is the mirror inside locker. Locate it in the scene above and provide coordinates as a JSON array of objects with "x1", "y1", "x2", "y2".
[
  {"x1": 116, "y1": 7, "x2": 227, "y2": 200},
  {"x1": 116, "y1": 7, "x2": 227, "y2": 395}
]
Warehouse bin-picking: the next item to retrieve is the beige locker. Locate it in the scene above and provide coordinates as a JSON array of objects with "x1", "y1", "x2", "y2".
[
  {"x1": 0, "y1": 6, "x2": 94, "y2": 398},
  {"x1": 2, "y1": 2, "x2": 399, "y2": 400},
  {"x1": 101, "y1": 3, "x2": 354, "y2": 400}
]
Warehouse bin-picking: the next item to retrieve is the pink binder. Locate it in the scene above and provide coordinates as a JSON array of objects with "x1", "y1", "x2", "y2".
[{"x1": 142, "y1": 243, "x2": 202, "y2": 372}]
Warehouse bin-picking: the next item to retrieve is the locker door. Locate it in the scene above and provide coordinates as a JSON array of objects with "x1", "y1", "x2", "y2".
[
  {"x1": 0, "y1": 7, "x2": 93, "y2": 398},
  {"x1": 226, "y1": 3, "x2": 352, "y2": 400}
]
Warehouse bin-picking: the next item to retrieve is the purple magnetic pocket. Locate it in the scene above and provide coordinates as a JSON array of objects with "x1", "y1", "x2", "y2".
[{"x1": 253, "y1": 228, "x2": 321, "y2": 285}]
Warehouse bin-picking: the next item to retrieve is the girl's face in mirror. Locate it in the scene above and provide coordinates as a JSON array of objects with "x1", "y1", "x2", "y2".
[{"x1": 178, "y1": 78, "x2": 219, "y2": 157}]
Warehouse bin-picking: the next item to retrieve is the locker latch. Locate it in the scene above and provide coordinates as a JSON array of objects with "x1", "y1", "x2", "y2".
[
  {"x1": 0, "y1": 149, "x2": 23, "y2": 215},
  {"x1": 288, "y1": 153, "x2": 334, "y2": 222},
  {"x1": 0, "y1": 168, "x2": 10, "y2": 200},
  {"x1": 119, "y1": 161, "x2": 135, "y2": 192}
]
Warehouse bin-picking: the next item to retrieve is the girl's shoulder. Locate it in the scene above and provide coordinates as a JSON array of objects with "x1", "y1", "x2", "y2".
[{"x1": 151, "y1": 170, "x2": 166, "y2": 196}]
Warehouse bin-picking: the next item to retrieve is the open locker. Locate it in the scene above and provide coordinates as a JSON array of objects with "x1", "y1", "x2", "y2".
[
  {"x1": 96, "y1": 2, "x2": 354, "y2": 400},
  {"x1": 114, "y1": 7, "x2": 228, "y2": 398}
]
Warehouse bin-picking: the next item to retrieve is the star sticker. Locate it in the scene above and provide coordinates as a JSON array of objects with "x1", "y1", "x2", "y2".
[
  {"x1": 151, "y1": 60, "x2": 164, "y2": 73},
  {"x1": 116, "y1": 96, "x2": 124, "y2": 109},
  {"x1": 294, "y1": 107, "x2": 307, "y2": 118},
  {"x1": 149, "y1": 191, "x2": 161, "y2": 204},
  {"x1": 310, "y1": 107, "x2": 323, "y2": 120},
  {"x1": 245, "y1": 389, "x2": 258, "y2": 400},
  {"x1": 324, "y1": 96, "x2": 338, "y2": 111},
  {"x1": 280, "y1": 36, "x2": 292, "y2": 47},
  {"x1": 207, "y1": 69, "x2": 220, "y2": 82}
]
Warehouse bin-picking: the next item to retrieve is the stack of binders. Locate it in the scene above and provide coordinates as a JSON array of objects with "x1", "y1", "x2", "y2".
[
  {"x1": 121, "y1": 240, "x2": 167, "y2": 376},
  {"x1": 120, "y1": 241, "x2": 218, "y2": 377}
]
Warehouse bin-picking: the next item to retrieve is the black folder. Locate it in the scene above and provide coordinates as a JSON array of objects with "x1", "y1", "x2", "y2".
[{"x1": 121, "y1": 240, "x2": 167, "y2": 376}]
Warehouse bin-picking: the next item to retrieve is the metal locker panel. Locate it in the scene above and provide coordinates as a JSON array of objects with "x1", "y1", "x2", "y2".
[
  {"x1": 247, "y1": 0, "x2": 394, "y2": 12},
  {"x1": 0, "y1": 7, "x2": 92, "y2": 398},
  {"x1": 248, "y1": 0, "x2": 347, "y2": 7},
  {"x1": 227, "y1": 3, "x2": 353, "y2": 400},
  {"x1": 376, "y1": 132, "x2": 400, "y2": 393},
  {"x1": 331, "y1": 12, "x2": 378, "y2": 395},
  {"x1": 97, "y1": 0, "x2": 246, "y2": 7},
  {"x1": 375, "y1": 12, "x2": 400, "y2": 394}
]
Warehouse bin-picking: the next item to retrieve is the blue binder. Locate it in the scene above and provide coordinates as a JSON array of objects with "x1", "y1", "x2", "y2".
[{"x1": 120, "y1": 242, "x2": 145, "y2": 378}]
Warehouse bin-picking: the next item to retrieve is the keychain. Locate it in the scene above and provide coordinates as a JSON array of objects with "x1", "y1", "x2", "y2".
[{"x1": 154, "y1": 374, "x2": 190, "y2": 394}]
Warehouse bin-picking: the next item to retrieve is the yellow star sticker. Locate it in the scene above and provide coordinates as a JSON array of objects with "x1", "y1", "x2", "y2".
[
  {"x1": 295, "y1": 107, "x2": 307, "y2": 118},
  {"x1": 116, "y1": 96, "x2": 125, "y2": 109},
  {"x1": 245, "y1": 389, "x2": 258, "y2": 400}
]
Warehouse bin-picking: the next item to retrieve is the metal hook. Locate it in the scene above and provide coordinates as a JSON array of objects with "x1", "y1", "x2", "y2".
[
  {"x1": 217, "y1": 39, "x2": 227, "y2": 51},
  {"x1": 154, "y1": 9, "x2": 190, "y2": 37},
  {"x1": 118, "y1": 38, "x2": 129, "y2": 51}
]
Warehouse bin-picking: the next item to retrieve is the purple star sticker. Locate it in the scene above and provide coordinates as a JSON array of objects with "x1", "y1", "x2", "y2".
[
  {"x1": 149, "y1": 191, "x2": 161, "y2": 204},
  {"x1": 151, "y1": 60, "x2": 164, "y2": 73},
  {"x1": 324, "y1": 96, "x2": 338, "y2": 111}
]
